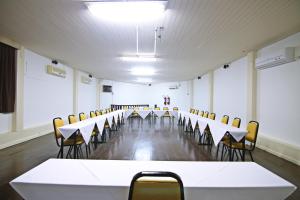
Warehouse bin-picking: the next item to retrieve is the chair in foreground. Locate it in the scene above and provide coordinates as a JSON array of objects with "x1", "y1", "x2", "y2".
[
  {"x1": 128, "y1": 171, "x2": 184, "y2": 200},
  {"x1": 222, "y1": 121, "x2": 259, "y2": 161}
]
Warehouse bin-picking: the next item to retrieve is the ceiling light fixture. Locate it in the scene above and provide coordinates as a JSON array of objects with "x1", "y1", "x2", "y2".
[
  {"x1": 131, "y1": 67, "x2": 155, "y2": 76},
  {"x1": 86, "y1": 1, "x2": 167, "y2": 23},
  {"x1": 121, "y1": 55, "x2": 157, "y2": 62}
]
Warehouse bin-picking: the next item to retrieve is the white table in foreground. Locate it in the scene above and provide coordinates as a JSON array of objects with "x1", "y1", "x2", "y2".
[{"x1": 10, "y1": 159, "x2": 296, "y2": 200}]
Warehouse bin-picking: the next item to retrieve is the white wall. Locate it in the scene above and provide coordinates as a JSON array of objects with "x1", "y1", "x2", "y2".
[
  {"x1": 23, "y1": 49, "x2": 73, "y2": 128},
  {"x1": 0, "y1": 113, "x2": 13, "y2": 134},
  {"x1": 192, "y1": 74, "x2": 210, "y2": 111},
  {"x1": 213, "y1": 57, "x2": 248, "y2": 127},
  {"x1": 99, "y1": 80, "x2": 192, "y2": 111},
  {"x1": 257, "y1": 32, "x2": 300, "y2": 147},
  {"x1": 99, "y1": 80, "x2": 113, "y2": 109},
  {"x1": 77, "y1": 71, "x2": 97, "y2": 116}
]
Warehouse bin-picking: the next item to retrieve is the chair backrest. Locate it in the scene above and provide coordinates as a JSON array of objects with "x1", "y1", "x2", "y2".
[
  {"x1": 203, "y1": 111, "x2": 209, "y2": 118},
  {"x1": 53, "y1": 117, "x2": 64, "y2": 146},
  {"x1": 128, "y1": 171, "x2": 184, "y2": 200},
  {"x1": 199, "y1": 111, "x2": 204, "y2": 117},
  {"x1": 95, "y1": 110, "x2": 101, "y2": 116},
  {"x1": 79, "y1": 112, "x2": 87, "y2": 121},
  {"x1": 163, "y1": 107, "x2": 169, "y2": 110},
  {"x1": 194, "y1": 109, "x2": 199, "y2": 115},
  {"x1": 90, "y1": 111, "x2": 96, "y2": 118},
  {"x1": 68, "y1": 114, "x2": 77, "y2": 124},
  {"x1": 232, "y1": 117, "x2": 241, "y2": 128},
  {"x1": 143, "y1": 107, "x2": 150, "y2": 110},
  {"x1": 173, "y1": 107, "x2": 179, "y2": 111},
  {"x1": 155, "y1": 107, "x2": 160, "y2": 110},
  {"x1": 246, "y1": 121, "x2": 259, "y2": 144},
  {"x1": 221, "y1": 115, "x2": 229, "y2": 124},
  {"x1": 208, "y1": 113, "x2": 215, "y2": 120}
]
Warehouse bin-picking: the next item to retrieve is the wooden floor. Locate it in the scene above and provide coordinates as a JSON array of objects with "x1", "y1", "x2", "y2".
[{"x1": 1, "y1": 117, "x2": 299, "y2": 199}]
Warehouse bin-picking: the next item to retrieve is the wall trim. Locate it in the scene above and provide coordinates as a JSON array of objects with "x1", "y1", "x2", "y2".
[
  {"x1": 0, "y1": 123, "x2": 53, "y2": 150},
  {"x1": 257, "y1": 133, "x2": 300, "y2": 166}
]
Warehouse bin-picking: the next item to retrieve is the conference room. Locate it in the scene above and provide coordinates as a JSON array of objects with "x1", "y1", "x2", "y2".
[{"x1": 0, "y1": 0, "x2": 300, "y2": 199}]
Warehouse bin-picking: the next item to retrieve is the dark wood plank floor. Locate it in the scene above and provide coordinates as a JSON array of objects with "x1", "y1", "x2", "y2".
[{"x1": 0, "y1": 117, "x2": 299, "y2": 199}]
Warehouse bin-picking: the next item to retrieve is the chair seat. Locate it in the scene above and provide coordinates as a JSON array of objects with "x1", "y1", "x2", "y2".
[
  {"x1": 63, "y1": 136, "x2": 84, "y2": 146},
  {"x1": 223, "y1": 140, "x2": 251, "y2": 150}
]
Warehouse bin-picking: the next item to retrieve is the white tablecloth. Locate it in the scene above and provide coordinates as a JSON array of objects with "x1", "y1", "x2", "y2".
[
  {"x1": 178, "y1": 111, "x2": 248, "y2": 145},
  {"x1": 10, "y1": 159, "x2": 296, "y2": 200},
  {"x1": 58, "y1": 110, "x2": 125, "y2": 144}
]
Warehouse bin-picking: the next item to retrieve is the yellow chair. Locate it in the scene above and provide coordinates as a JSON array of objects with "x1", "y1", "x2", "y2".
[
  {"x1": 128, "y1": 171, "x2": 184, "y2": 200},
  {"x1": 232, "y1": 117, "x2": 241, "y2": 128},
  {"x1": 222, "y1": 121, "x2": 259, "y2": 161},
  {"x1": 194, "y1": 109, "x2": 199, "y2": 115},
  {"x1": 154, "y1": 107, "x2": 160, "y2": 110},
  {"x1": 173, "y1": 107, "x2": 179, "y2": 111},
  {"x1": 221, "y1": 115, "x2": 229, "y2": 124},
  {"x1": 68, "y1": 114, "x2": 77, "y2": 124},
  {"x1": 199, "y1": 110, "x2": 204, "y2": 117},
  {"x1": 95, "y1": 110, "x2": 101, "y2": 116},
  {"x1": 79, "y1": 112, "x2": 87, "y2": 121},
  {"x1": 203, "y1": 111, "x2": 209, "y2": 118},
  {"x1": 53, "y1": 117, "x2": 85, "y2": 158},
  {"x1": 208, "y1": 113, "x2": 216, "y2": 120},
  {"x1": 143, "y1": 107, "x2": 150, "y2": 110},
  {"x1": 90, "y1": 111, "x2": 96, "y2": 118}
]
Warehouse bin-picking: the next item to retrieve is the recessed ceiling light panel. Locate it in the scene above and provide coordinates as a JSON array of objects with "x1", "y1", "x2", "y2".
[{"x1": 86, "y1": 1, "x2": 167, "y2": 23}]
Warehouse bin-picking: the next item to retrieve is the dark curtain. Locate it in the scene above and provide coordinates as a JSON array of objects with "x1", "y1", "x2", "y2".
[{"x1": 0, "y1": 42, "x2": 16, "y2": 113}]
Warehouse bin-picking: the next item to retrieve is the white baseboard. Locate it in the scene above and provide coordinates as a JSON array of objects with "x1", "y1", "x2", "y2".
[
  {"x1": 0, "y1": 123, "x2": 53, "y2": 150},
  {"x1": 256, "y1": 133, "x2": 300, "y2": 166}
]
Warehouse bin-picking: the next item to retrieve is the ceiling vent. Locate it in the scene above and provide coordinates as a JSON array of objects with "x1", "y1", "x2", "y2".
[{"x1": 255, "y1": 47, "x2": 295, "y2": 70}]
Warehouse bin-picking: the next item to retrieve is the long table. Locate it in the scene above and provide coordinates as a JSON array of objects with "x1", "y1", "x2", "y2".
[
  {"x1": 10, "y1": 159, "x2": 296, "y2": 200},
  {"x1": 178, "y1": 111, "x2": 248, "y2": 145},
  {"x1": 58, "y1": 110, "x2": 125, "y2": 144},
  {"x1": 125, "y1": 109, "x2": 178, "y2": 119}
]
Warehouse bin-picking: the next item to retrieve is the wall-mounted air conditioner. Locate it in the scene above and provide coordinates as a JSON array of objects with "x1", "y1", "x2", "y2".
[
  {"x1": 81, "y1": 76, "x2": 92, "y2": 84},
  {"x1": 169, "y1": 85, "x2": 179, "y2": 90},
  {"x1": 46, "y1": 65, "x2": 66, "y2": 78},
  {"x1": 255, "y1": 47, "x2": 295, "y2": 70}
]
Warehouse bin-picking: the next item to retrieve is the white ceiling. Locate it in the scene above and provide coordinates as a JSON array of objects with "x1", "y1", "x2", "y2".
[{"x1": 0, "y1": 0, "x2": 300, "y2": 83}]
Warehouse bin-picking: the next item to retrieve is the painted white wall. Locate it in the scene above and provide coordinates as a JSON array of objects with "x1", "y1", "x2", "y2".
[
  {"x1": 77, "y1": 71, "x2": 97, "y2": 116},
  {"x1": 99, "y1": 80, "x2": 191, "y2": 111},
  {"x1": 23, "y1": 49, "x2": 73, "y2": 128},
  {"x1": 99, "y1": 80, "x2": 113, "y2": 109},
  {"x1": 192, "y1": 74, "x2": 210, "y2": 111},
  {"x1": 257, "y1": 32, "x2": 300, "y2": 147},
  {"x1": 0, "y1": 114, "x2": 13, "y2": 134},
  {"x1": 213, "y1": 57, "x2": 248, "y2": 127}
]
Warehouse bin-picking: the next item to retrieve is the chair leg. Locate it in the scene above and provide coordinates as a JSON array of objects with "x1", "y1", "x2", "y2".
[
  {"x1": 85, "y1": 145, "x2": 89, "y2": 158},
  {"x1": 249, "y1": 150, "x2": 254, "y2": 162},
  {"x1": 216, "y1": 143, "x2": 220, "y2": 159},
  {"x1": 66, "y1": 146, "x2": 73, "y2": 158},
  {"x1": 56, "y1": 149, "x2": 62, "y2": 158},
  {"x1": 221, "y1": 144, "x2": 225, "y2": 161}
]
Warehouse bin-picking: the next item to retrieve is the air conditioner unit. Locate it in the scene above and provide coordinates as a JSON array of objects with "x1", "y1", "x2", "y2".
[
  {"x1": 169, "y1": 85, "x2": 179, "y2": 90},
  {"x1": 255, "y1": 47, "x2": 295, "y2": 70},
  {"x1": 46, "y1": 65, "x2": 66, "y2": 78},
  {"x1": 81, "y1": 76, "x2": 92, "y2": 84}
]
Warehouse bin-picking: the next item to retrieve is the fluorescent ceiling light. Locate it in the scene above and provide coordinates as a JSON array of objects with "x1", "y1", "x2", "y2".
[
  {"x1": 121, "y1": 56, "x2": 157, "y2": 62},
  {"x1": 86, "y1": 1, "x2": 167, "y2": 23},
  {"x1": 131, "y1": 67, "x2": 155, "y2": 76},
  {"x1": 136, "y1": 77, "x2": 153, "y2": 83}
]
